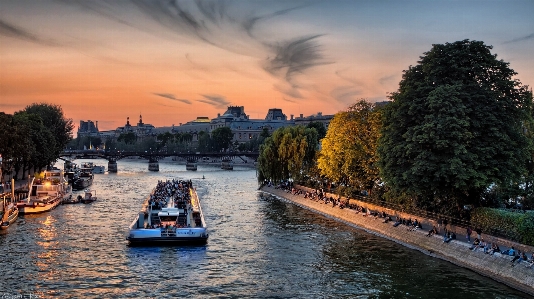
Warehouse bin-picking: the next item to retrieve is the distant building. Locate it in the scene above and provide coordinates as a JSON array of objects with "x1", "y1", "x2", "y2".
[
  {"x1": 294, "y1": 112, "x2": 332, "y2": 129},
  {"x1": 77, "y1": 120, "x2": 100, "y2": 138},
  {"x1": 115, "y1": 115, "x2": 155, "y2": 140},
  {"x1": 152, "y1": 106, "x2": 334, "y2": 145}
]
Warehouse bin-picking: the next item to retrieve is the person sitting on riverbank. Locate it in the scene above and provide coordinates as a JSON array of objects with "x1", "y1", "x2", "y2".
[
  {"x1": 443, "y1": 230, "x2": 452, "y2": 243},
  {"x1": 393, "y1": 217, "x2": 402, "y2": 227},
  {"x1": 488, "y1": 243, "x2": 500, "y2": 255},
  {"x1": 469, "y1": 238, "x2": 480, "y2": 250},
  {"x1": 473, "y1": 239, "x2": 485, "y2": 251},
  {"x1": 511, "y1": 250, "x2": 523, "y2": 266},
  {"x1": 384, "y1": 216, "x2": 392, "y2": 223},
  {"x1": 409, "y1": 219, "x2": 420, "y2": 231},
  {"x1": 526, "y1": 254, "x2": 534, "y2": 268},
  {"x1": 483, "y1": 242, "x2": 492, "y2": 254},
  {"x1": 427, "y1": 226, "x2": 438, "y2": 237},
  {"x1": 502, "y1": 246, "x2": 515, "y2": 256}
]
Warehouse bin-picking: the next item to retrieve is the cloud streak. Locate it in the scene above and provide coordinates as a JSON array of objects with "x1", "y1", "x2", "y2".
[
  {"x1": 503, "y1": 32, "x2": 534, "y2": 44},
  {"x1": 0, "y1": 19, "x2": 57, "y2": 46},
  {"x1": 264, "y1": 35, "x2": 328, "y2": 95},
  {"x1": 153, "y1": 93, "x2": 192, "y2": 104},
  {"x1": 129, "y1": 0, "x2": 326, "y2": 99},
  {"x1": 197, "y1": 94, "x2": 230, "y2": 108}
]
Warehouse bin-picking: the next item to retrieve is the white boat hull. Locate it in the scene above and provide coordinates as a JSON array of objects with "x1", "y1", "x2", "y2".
[{"x1": 17, "y1": 197, "x2": 62, "y2": 214}]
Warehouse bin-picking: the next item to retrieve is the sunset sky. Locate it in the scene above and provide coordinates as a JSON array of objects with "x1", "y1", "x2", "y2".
[{"x1": 1, "y1": 0, "x2": 533, "y2": 131}]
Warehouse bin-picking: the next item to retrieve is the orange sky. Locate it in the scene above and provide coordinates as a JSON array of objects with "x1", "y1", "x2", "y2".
[{"x1": 1, "y1": 0, "x2": 533, "y2": 130}]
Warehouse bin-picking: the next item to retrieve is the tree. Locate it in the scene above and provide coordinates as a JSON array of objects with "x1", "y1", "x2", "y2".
[
  {"x1": 378, "y1": 40, "x2": 533, "y2": 215},
  {"x1": 211, "y1": 127, "x2": 233, "y2": 151},
  {"x1": 197, "y1": 131, "x2": 211, "y2": 153},
  {"x1": 157, "y1": 132, "x2": 174, "y2": 147},
  {"x1": 23, "y1": 103, "x2": 73, "y2": 156},
  {"x1": 307, "y1": 121, "x2": 327, "y2": 140},
  {"x1": 117, "y1": 132, "x2": 137, "y2": 144},
  {"x1": 14, "y1": 112, "x2": 55, "y2": 171},
  {"x1": 258, "y1": 126, "x2": 318, "y2": 184},
  {"x1": 318, "y1": 100, "x2": 382, "y2": 194}
]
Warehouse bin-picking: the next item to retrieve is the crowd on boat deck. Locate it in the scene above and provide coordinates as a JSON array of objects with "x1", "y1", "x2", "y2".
[
  {"x1": 148, "y1": 179, "x2": 192, "y2": 210},
  {"x1": 268, "y1": 181, "x2": 534, "y2": 270}
]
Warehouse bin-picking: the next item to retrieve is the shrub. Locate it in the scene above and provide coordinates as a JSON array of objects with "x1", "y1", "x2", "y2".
[{"x1": 471, "y1": 208, "x2": 534, "y2": 246}]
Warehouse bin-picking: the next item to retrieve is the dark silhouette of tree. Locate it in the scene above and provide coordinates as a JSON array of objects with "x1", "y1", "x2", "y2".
[{"x1": 378, "y1": 40, "x2": 533, "y2": 215}]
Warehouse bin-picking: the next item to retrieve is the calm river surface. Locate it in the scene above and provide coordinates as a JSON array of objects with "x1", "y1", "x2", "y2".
[{"x1": 0, "y1": 159, "x2": 528, "y2": 298}]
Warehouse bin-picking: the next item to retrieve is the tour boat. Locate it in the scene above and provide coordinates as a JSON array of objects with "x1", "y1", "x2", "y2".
[
  {"x1": 1, "y1": 196, "x2": 19, "y2": 230},
  {"x1": 17, "y1": 169, "x2": 67, "y2": 214},
  {"x1": 73, "y1": 167, "x2": 94, "y2": 190},
  {"x1": 221, "y1": 161, "x2": 233, "y2": 170},
  {"x1": 80, "y1": 189, "x2": 97, "y2": 204},
  {"x1": 127, "y1": 179, "x2": 208, "y2": 245},
  {"x1": 186, "y1": 162, "x2": 197, "y2": 171},
  {"x1": 82, "y1": 162, "x2": 105, "y2": 174}
]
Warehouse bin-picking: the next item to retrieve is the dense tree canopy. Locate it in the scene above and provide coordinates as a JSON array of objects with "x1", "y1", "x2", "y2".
[
  {"x1": 211, "y1": 127, "x2": 234, "y2": 151},
  {"x1": 318, "y1": 100, "x2": 382, "y2": 193},
  {"x1": 1, "y1": 103, "x2": 73, "y2": 181},
  {"x1": 258, "y1": 126, "x2": 319, "y2": 184},
  {"x1": 23, "y1": 103, "x2": 73, "y2": 157},
  {"x1": 117, "y1": 132, "x2": 137, "y2": 144},
  {"x1": 378, "y1": 40, "x2": 533, "y2": 214},
  {"x1": 306, "y1": 121, "x2": 327, "y2": 140}
]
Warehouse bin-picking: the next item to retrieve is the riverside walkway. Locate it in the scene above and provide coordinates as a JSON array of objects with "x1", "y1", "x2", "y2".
[{"x1": 261, "y1": 185, "x2": 534, "y2": 296}]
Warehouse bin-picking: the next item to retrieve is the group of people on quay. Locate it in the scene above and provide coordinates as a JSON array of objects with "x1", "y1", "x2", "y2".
[{"x1": 268, "y1": 180, "x2": 534, "y2": 269}]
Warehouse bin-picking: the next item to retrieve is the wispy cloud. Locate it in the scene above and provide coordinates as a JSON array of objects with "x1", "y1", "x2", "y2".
[
  {"x1": 330, "y1": 86, "x2": 362, "y2": 105},
  {"x1": 197, "y1": 94, "x2": 230, "y2": 108},
  {"x1": 153, "y1": 93, "x2": 192, "y2": 104},
  {"x1": 378, "y1": 74, "x2": 396, "y2": 86},
  {"x1": 264, "y1": 35, "x2": 329, "y2": 97},
  {"x1": 129, "y1": 0, "x2": 325, "y2": 99},
  {"x1": 283, "y1": 97, "x2": 297, "y2": 103},
  {"x1": 0, "y1": 19, "x2": 57, "y2": 46},
  {"x1": 503, "y1": 32, "x2": 534, "y2": 44}
]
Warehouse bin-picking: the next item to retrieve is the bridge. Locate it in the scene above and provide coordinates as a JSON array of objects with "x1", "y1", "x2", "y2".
[{"x1": 59, "y1": 150, "x2": 259, "y2": 172}]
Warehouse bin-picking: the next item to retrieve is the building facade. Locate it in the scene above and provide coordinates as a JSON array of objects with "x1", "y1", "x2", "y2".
[{"x1": 77, "y1": 120, "x2": 100, "y2": 138}]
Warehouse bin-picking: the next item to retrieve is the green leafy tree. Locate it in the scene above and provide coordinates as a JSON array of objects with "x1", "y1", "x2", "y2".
[
  {"x1": 23, "y1": 103, "x2": 73, "y2": 156},
  {"x1": 117, "y1": 132, "x2": 137, "y2": 144},
  {"x1": 378, "y1": 40, "x2": 533, "y2": 215},
  {"x1": 318, "y1": 100, "x2": 383, "y2": 194},
  {"x1": 258, "y1": 126, "x2": 318, "y2": 184},
  {"x1": 157, "y1": 132, "x2": 174, "y2": 147},
  {"x1": 197, "y1": 131, "x2": 211, "y2": 153},
  {"x1": 307, "y1": 121, "x2": 327, "y2": 140},
  {"x1": 211, "y1": 127, "x2": 233, "y2": 152},
  {"x1": 260, "y1": 128, "x2": 270, "y2": 139},
  {"x1": 14, "y1": 112, "x2": 55, "y2": 171}
]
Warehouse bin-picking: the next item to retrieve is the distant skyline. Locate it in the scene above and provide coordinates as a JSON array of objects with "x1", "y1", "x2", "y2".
[{"x1": 1, "y1": 0, "x2": 533, "y2": 130}]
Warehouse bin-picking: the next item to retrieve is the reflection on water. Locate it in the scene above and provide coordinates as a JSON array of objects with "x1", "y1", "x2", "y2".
[{"x1": 0, "y1": 159, "x2": 528, "y2": 298}]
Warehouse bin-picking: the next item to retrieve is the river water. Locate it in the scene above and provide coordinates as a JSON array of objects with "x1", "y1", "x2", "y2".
[{"x1": 0, "y1": 159, "x2": 528, "y2": 298}]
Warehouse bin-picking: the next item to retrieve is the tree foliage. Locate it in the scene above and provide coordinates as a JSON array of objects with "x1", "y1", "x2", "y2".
[
  {"x1": 306, "y1": 121, "x2": 327, "y2": 140},
  {"x1": 23, "y1": 103, "x2": 73, "y2": 157},
  {"x1": 211, "y1": 127, "x2": 233, "y2": 152},
  {"x1": 117, "y1": 132, "x2": 137, "y2": 144},
  {"x1": 0, "y1": 103, "x2": 73, "y2": 181},
  {"x1": 378, "y1": 40, "x2": 533, "y2": 214},
  {"x1": 258, "y1": 126, "x2": 319, "y2": 184},
  {"x1": 318, "y1": 100, "x2": 383, "y2": 193}
]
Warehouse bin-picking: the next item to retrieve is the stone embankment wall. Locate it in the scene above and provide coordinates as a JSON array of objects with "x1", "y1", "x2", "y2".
[{"x1": 260, "y1": 186, "x2": 534, "y2": 296}]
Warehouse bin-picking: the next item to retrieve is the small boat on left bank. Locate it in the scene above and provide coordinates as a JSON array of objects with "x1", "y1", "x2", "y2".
[
  {"x1": 17, "y1": 169, "x2": 68, "y2": 214},
  {"x1": 1, "y1": 195, "x2": 19, "y2": 230}
]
